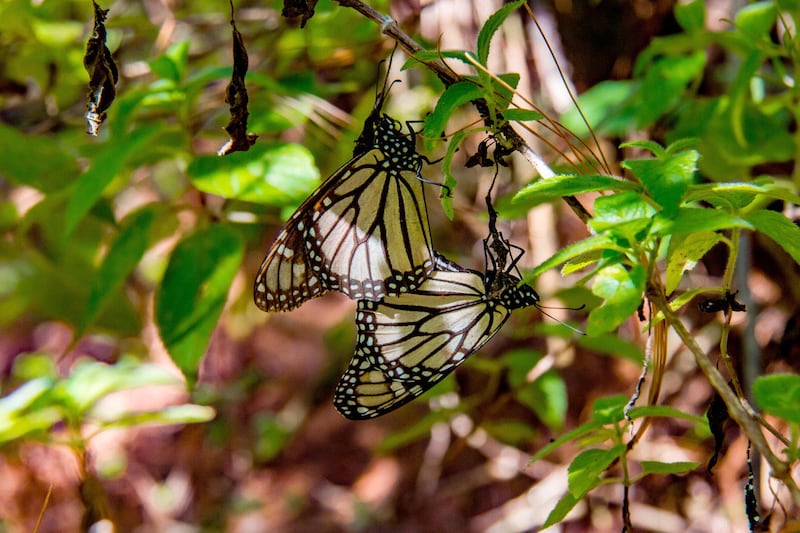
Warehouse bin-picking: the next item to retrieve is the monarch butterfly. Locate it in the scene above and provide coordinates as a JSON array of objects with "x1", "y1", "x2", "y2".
[
  {"x1": 333, "y1": 237, "x2": 540, "y2": 420},
  {"x1": 253, "y1": 83, "x2": 435, "y2": 312}
]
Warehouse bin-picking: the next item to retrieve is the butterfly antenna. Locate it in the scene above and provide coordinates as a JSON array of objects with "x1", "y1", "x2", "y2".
[{"x1": 536, "y1": 305, "x2": 585, "y2": 335}]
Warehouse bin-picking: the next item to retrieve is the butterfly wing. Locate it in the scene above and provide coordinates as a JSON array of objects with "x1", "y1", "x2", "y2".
[
  {"x1": 334, "y1": 270, "x2": 513, "y2": 419},
  {"x1": 254, "y1": 147, "x2": 435, "y2": 311}
]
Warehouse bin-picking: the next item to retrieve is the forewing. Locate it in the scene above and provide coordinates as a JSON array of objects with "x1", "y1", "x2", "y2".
[
  {"x1": 254, "y1": 207, "x2": 326, "y2": 312},
  {"x1": 334, "y1": 270, "x2": 511, "y2": 420},
  {"x1": 305, "y1": 148, "x2": 434, "y2": 301}
]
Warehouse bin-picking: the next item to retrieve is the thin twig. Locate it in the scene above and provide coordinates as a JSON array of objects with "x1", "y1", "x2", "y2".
[{"x1": 333, "y1": 0, "x2": 591, "y2": 224}]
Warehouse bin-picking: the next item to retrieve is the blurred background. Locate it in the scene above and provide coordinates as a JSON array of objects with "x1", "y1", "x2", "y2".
[{"x1": 1, "y1": 0, "x2": 794, "y2": 531}]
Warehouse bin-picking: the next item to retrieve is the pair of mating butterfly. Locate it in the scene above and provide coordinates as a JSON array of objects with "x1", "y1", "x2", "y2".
[{"x1": 253, "y1": 81, "x2": 540, "y2": 420}]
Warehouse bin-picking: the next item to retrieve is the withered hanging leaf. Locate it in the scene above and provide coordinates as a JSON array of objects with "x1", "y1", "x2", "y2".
[
  {"x1": 706, "y1": 387, "x2": 729, "y2": 473},
  {"x1": 698, "y1": 290, "x2": 747, "y2": 314},
  {"x1": 84, "y1": 1, "x2": 119, "y2": 136},
  {"x1": 744, "y1": 444, "x2": 765, "y2": 532},
  {"x1": 218, "y1": 3, "x2": 257, "y2": 156},
  {"x1": 282, "y1": 0, "x2": 318, "y2": 28}
]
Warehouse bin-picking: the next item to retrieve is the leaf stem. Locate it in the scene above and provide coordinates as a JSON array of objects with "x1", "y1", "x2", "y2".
[{"x1": 651, "y1": 287, "x2": 800, "y2": 505}]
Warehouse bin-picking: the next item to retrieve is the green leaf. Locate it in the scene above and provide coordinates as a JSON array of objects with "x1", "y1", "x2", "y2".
[
  {"x1": 591, "y1": 394, "x2": 628, "y2": 424},
  {"x1": 624, "y1": 150, "x2": 698, "y2": 214},
  {"x1": 424, "y1": 81, "x2": 483, "y2": 140},
  {"x1": 482, "y1": 420, "x2": 537, "y2": 446},
  {"x1": 560, "y1": 80, "x2": 638, "y2": 137},
  {"x1": 590, "y1": 191, "x2": 658, "y2": 234},
  {"x1": 652, "y1": 207, "x2": 753, "y2": 236},
  {"x1": 58, "y1": 358, "x2": 180, "y2": 415},
  {"x1": 149, "y1": 40, "x2": 190, "y2": 82},
  {"x1": 502, "y1": 348, "x2": 543, "y2": 388},
  {"x1": 514, "y1": 175, "x2": 639, "y2": 209},
  {"x1": 0, "y1": 377, "x2": 53, "y2": 415},
  {"x1": 752, "y1": 373, "x2": 800, "y2": 423},
  {"x1": 79, "y1": 207, "x2": 158, "y2": 333},
  {"x1": 97, "y1": 404, "x2": 216, "y2": 428},
  {"x1": 587, "y1": 264, "x2": 645, "y2": 335},
  {"x1": 525, "y1": 234, "x2": 617, "y2": 282},
  {"x1": 65, "y1": 124, "x2": 161, "y2": 235},
  {"x1": 735, "y1": 1, "x2": 777, "y2": 38},
  {"x1": 577, "y1": 334, "x2": 644, "y2": 364},
  {"x1": 253, "y1": 413, "x2": 293, "y2": 461},
  {"x1": 515, "y1": 371, "x2": 567, "y2": 430},
  {"x1": 529, "y1": 418, "x2": 606, "y2": 463},
  {"x1": 626, "y1": 405, "x2": 707, "y2": 425},
  {"x1": 666, "y1": 231, "x2": 723, "y2": 294},
  {"x1": 476, "y1": 0, "x2": 526, "y2": 65},
  {"x1": 639, "y1": 461, "x2": 700, "y2": 476},
  {"x1": 0, "y1": 379, "x2": 62, "y2": 443},
  {"x1": 637, "y1": 52, "x2": 706, "y2": 128},
  {"x1": 674, "y1": 0, "x2": 705, "y2": 33},
  {"x1": 542, "y1": 491, "x2": 581, "y2": 529},
  {"x1": 155, "y1": 224, "x2": 244, "y2": 384},
  {"x1": 188, "y1": 143, "x2": 320, "y2": 205},
  {"x1": 12, "y1": 353, "x2": 58, "y2": 381},
  {"x1": 747, "y1": 209, "x2": 800, "y2": 265},
  {"x1": 567, "y1": 445, "x2": 625, "y2": 497},
  {"x1": 0, "y1": 124, "x2": 78, "y2": 192}
]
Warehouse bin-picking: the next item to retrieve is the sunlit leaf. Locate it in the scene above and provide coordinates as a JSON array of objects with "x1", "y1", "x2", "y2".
[
  {"x1": 155, "y1": 224, "x2": 244, "y2": 384},
  {"x1": 752, "y1": 373, "x2": 800, "y2": 423}
]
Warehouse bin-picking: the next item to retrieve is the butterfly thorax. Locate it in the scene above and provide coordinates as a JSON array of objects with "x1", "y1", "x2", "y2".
[
  {"x1": 359, "y1": 114, "x2": 421, "y2": 174},
  {"x1": 486, "y1": 271, "x2": 540, "y2": 310}
]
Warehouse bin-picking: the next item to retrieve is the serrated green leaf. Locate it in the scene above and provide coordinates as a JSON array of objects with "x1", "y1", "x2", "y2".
[
  {"x1": 666, "y1": 231, "x2": 723, "y2": 294},
  {"x1": 637, "y1": 52, "x2": 706, "y2": 128},
  {"x1": 590, "y1": 191, "x2": 658, "y2": 232},
  {"x1": 587, "y1": 264, "x2": 645, "y2": 335},
  {"x1": 747, "y1": 209, "x2": 800, "y2": 265},
  {"x1": 752, "y1": 373, "x2": 800, "y2": 423},
  {"x1": 188, "y1": 143, "x2": 319, "y2": 205},
  {"x1": 524, "y1": 234, "x2": 617, "y2": 283},
  {"x1": 514, "y1": 175, "x2": 639, "y2": 209},
  {"x1": 79, "y1": 207, "x2": 158, "y2": 334},
  {"x1": 65, "y1": 124, "x2": 161, "y2": 236},
  {"x1": 476, "y1": 0, "x2": 526, "y2": 65},
  {"x1": 639, "y1": 461, "x2": 700, "y2": 476},
  {"x1": 424, "y1": 81, "x2": 484, "y2": 140},
  {"x1": 568, "y1": 445, "x2": 625, "y2": 497},
  {"x1": 156, "y1": 225, "x2": 244, "y2": 384},
  {"x1": 652, "y1": 207, "x2": 753, "y2": 236},
  {"x1": 683, "y1": 182, "x2": 766, "y2": 210},
  {"x1": 620, "y1": 140, "x2": 666, "y2": 158},
  {"x1": 624, "y1": 150, "x2": 698, "y2": 214}
]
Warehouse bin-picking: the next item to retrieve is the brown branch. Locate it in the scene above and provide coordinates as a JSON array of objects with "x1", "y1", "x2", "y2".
[
  {"x1": 650, "y1": 286, "x2": 800, "y2": 505},
  {"x1": 333, "y1": 0, "x2": 591, "y2": 224}
]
